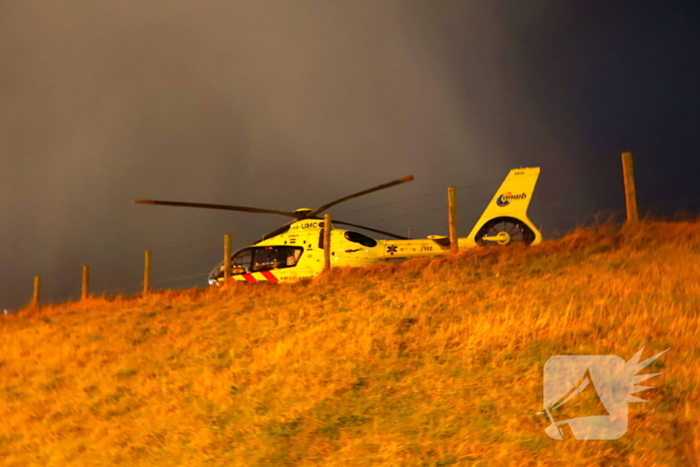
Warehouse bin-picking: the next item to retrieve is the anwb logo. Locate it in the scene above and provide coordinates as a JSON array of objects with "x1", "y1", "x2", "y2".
[{"x1": 540, "y1": 347, "x2": 669, "y2": 440}]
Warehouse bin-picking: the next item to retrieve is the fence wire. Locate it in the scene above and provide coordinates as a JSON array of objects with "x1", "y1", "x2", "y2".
[{"x1": 18, "y1": 177, "x2": 700, "y2": 306}]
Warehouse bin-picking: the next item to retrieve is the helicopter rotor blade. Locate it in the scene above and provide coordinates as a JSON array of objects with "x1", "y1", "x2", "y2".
[
  {"x1": 135, "y1": 200, "x2": 300, "y2": 218},
  {"x1": 328, "y1": 218, "x2": 408, "y2": 240},
  {"x1": 137, "y1": 175, "x2": 414, "y2": 242},
  {"x1": 308, "y1": 175, "x2": 413, "y2": 218}
]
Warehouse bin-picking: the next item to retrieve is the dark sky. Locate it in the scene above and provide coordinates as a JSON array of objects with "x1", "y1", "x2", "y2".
[{"x1": 2, "y1": 1, "x2": 699, "y2": 309}]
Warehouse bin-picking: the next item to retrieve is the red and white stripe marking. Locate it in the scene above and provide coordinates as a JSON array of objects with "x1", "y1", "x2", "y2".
[{"x1": 230, "y1": 270, "x2": 279, "y2": 283}]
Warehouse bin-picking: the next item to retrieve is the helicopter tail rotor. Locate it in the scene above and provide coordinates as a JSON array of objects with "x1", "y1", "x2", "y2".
[{"x1": 466, "y1": 167, "x2": 542, "y2": 247}]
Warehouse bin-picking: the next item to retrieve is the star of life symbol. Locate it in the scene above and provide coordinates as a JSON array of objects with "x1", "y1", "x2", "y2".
[
  {"x1": 540, "y1": 347, "x2": 669, "y2": 440},
  {"x1": 387, "y1": 245, "x2": 398, "y2": 255}
]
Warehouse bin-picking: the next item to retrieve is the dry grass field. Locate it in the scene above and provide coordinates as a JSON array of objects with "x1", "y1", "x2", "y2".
[{"x1": 1, "y1": 221, "x2": 698, "y2": 466}]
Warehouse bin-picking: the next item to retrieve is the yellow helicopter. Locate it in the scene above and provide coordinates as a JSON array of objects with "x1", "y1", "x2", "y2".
[{"x1": 135, "y1": 167, "x2": 541, "y2": 284}]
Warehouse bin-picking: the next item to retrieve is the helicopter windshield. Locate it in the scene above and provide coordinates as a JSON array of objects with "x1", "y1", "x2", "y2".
[{"x1": 232, "y1": 248, "x2": 253, "y2": 273}]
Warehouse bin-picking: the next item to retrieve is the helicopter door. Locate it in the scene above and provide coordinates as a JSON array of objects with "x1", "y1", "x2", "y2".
[{"x1": 251, "y1": 246, "x2": 304, "y2": 272}]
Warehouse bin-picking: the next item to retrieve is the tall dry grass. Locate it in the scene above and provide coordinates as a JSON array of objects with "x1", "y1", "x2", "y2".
[{"x1": 1, "y1": 221, "x2": 698, "y2": 466}]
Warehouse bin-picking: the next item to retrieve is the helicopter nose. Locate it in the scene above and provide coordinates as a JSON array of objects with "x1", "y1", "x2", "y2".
[{"x1": 208, "y1": 261, "x2": 225, "y2": 285}]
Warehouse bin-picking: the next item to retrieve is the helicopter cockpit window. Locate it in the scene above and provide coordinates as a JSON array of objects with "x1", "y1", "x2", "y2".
[
  {"x1": 251, "y1": 246, "x2": 304, "y2": 272},
  {"x1": 344, "y1": 231, "x2": 377, "y2": 248},
  {"x1": 230, "y1": 248, "x2": 253, "y2": 274}
]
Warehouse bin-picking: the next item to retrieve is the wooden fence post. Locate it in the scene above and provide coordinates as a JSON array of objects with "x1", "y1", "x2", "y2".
[
  {"x1": 32, "y1": 276, "x2": 41, "y2": 309},
  {"x1": 81, "y1": 265, "x2": 90, "y2": 300},
  {"x1": 621, "y1": 152, "x2": 639, "y2": 223},
  {"x1": 224, "y1": 234, "x2": 232, "y2": 282},
  {"x1": 448, "y1": 186, "x2": 458, "y2": 252},
  {"x1": 324, "y1": 214, "x2": 332, "y2": 271},
  {"x1": 143, "y1": 250, "x2": 151, "y2": 295}
]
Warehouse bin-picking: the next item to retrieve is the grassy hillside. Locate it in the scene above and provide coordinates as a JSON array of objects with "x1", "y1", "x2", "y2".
[{"x1": 1, "y1": 222, "x2": 698, "y2": 466}]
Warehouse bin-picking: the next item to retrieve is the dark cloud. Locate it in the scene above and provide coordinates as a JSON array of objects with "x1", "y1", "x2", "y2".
[{"x1": 2, "y1": 1, "x2": 699, "y2": 309}]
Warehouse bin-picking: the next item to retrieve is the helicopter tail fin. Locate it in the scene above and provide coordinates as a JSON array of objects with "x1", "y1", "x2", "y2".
[{"x1": 463, "y1": 167, "x2": 542, "y2": 247}]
